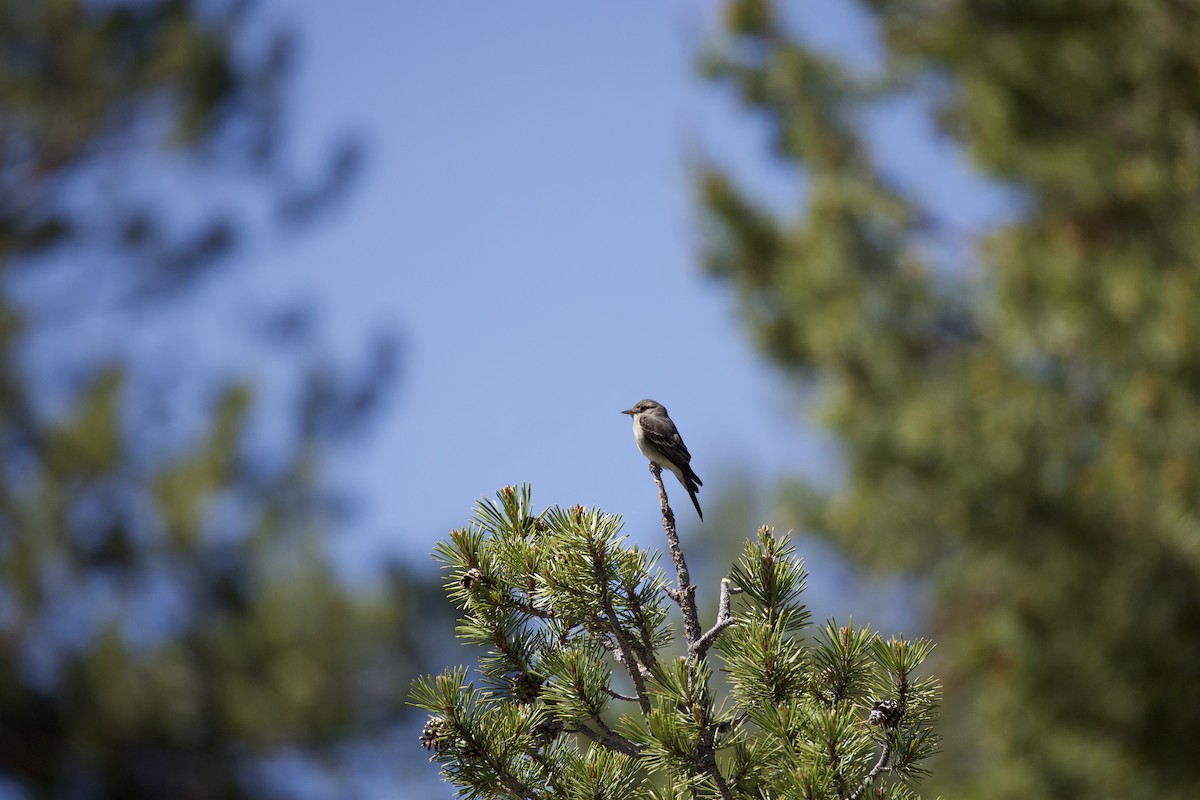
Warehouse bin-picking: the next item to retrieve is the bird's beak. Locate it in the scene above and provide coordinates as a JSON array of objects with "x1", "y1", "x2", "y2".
[{"x1": 620, "y1": 409, "x2": 634, "y2": 416}]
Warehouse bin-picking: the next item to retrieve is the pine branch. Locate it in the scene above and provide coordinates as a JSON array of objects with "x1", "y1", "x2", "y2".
[
  {"x1": 556, "y1": 655, "x2": 644, "y2": 757},
  {"x1": 593, "y1": 558, "x2": 652, "y2": 713},
  {"x1": 498, "y1": 594, "x2": 562, "y2": 621},
  {"x1": 842, "y1": 742, "x2": 891, "y2": 800},
  {"x1": 620, "y1": 568, "x2": 662, "y2": 670},
  {"x1": 605, "y1": 686, "x2": 641, "y2": 703},
  {"x1": 701, "y1": 736, "x2": 735, "y2": 800},
  {"x1": 569, "y1": 721, "x2": 644, "y2": 758},
  {"x1": 649, "y1": 462, "x2": 702, "y2": 648},
  {"x1": 691, "y1": 578, "x2": 739, "y2": 659},
  {"x1": 457, "y1": 725, "x2": 546, "y2": 800},
  {"x1": 415, "y1": 487, "x2": 940, "y2": 799}
]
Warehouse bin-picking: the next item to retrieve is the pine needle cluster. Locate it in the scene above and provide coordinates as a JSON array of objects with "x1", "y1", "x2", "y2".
[{"x1": 411, "y1": 481, "x2": 939, "y2": 799}]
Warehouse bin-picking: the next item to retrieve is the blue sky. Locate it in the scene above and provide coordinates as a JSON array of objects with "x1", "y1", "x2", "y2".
[
  {"x1": 260, "y1": 1, "x2": 839, "y2": 556},
  {"x1": 193, "y1": 0, "x2": 1013, "y2": 629},
  {"x1": 8, "y1": 0, "x2": 1014, "y2": 642}
]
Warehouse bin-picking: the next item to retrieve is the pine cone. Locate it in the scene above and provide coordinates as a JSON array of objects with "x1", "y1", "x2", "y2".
[
  {"x1": 420, "y1": 717, "x2": 451, "y2": 751},
  {"x1": 868, "y1": 699, "x2": 901, "y2": 728},
  {"x1": 460, "y1": 567, "x2": 485, "y2": 591}
]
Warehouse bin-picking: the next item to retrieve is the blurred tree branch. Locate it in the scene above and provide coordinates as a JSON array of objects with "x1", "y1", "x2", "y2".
[
  {"x1": 0, "y1": 2, "x2": 428, "y2": 798},
  {"x1": 700, "y1": 1, "x2": 1200, "y2": 797}
]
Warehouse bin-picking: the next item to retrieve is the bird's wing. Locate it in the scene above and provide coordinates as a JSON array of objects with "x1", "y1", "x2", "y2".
[{"x1": 640, "y1": 413, "x2": 692, "y2": 465}]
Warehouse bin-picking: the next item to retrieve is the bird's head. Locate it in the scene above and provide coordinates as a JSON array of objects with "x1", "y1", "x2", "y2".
[{"x1": 621, "y1": 399, "x2": 666, "y2": 417}]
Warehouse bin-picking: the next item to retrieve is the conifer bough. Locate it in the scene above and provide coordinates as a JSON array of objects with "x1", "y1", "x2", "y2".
[{"x1": 411, "y1": 480, "x2": 940, "y2": 799}]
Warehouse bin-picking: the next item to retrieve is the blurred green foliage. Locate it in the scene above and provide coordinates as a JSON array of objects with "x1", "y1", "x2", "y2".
[
  {"x1": 702, "y1": 1, "x2": 1200, "y2": 798},
  {"x1": 0, "y1": 2, "x2": 427, "y2": 798}
]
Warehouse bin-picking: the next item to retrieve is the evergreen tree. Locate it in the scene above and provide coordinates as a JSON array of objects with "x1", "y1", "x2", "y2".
[
  {"x1": 699, "y1": 1, "x2": 1200, "y2": 798},
  {"x1": 414, "y1": 477, "x2": 939, "y2": 799},
  {"x1": 0, "y1": 2, "x2": 427, "y2": 796}
]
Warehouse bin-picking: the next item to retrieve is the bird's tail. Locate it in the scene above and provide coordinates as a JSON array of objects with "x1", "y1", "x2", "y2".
[{"x1": 684, "y1": 471, "x2": 703, "y2": 521}]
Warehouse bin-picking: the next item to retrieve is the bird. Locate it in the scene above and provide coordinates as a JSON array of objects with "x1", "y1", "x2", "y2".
[{"x1": 621, "y1": 399, "x2": 704, "y2": 520}]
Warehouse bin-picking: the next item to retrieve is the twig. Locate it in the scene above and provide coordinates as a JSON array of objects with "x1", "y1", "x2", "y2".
[
  {"x1": 649, "y1": 462, "x2": 702, "y2": 648},
  {"x1": 704, "y1": 751, "x2": 734, "y2": 800},
  {"x1": 691, "y1": 579, "x2": 738, "y2": 659},
  {"x1": 594, "y1": 632, "x2": 649, "y2": 678},
  {"x1": 842, "y1": 743, "x2": 892, "y2": 800},
  {"x1": 586, "y1": 709, "x2": 642, "y2": 757},
  {"x1": 604, "y1": 687, "x2": 641, "y2": 702},
  {"x1": 570, "y1": 723, "x2": 645, "y2": 758},
  {"x1": 500, "y1": 595, "x2": 561, "y2": 620},
  {"x1": 594, "y1": 597, "x2": 651, "y2": 712}
]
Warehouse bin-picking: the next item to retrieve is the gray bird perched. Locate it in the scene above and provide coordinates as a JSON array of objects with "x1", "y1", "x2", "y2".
[{"x1": 621, "y1": 399, "x2": 703, "y2": 520}]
